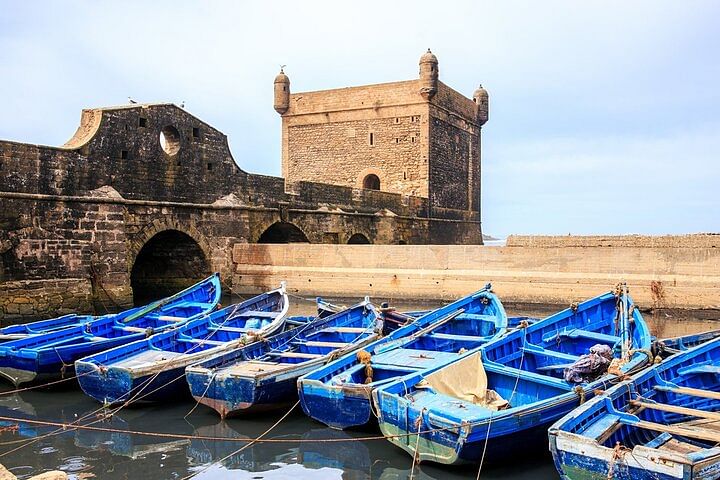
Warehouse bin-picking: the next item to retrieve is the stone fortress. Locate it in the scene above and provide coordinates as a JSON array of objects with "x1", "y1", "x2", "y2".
[{"x1": 0, "y1": 50, "x2": 490, "y2": 320}]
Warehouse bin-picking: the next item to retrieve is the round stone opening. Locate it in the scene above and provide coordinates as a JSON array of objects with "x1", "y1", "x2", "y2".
[{"x1": 159, "y1": 126, "x2": 181, "y2": 156}]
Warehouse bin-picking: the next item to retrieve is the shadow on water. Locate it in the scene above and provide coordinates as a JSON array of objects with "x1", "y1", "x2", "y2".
[{"x1": 0, "y1": 386, "x2": 559, "y2": 479}]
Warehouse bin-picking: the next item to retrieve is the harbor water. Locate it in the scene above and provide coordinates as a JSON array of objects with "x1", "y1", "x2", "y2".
[{"x1": 0, "y1": 295, "x2": 717, "y2": 479}]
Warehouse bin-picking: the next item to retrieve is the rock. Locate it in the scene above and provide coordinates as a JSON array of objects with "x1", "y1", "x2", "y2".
[
  {"x1": 0, "y1": 464, "x2": 69, "y2": 480},
  {"x1": 29, "y1": 472, "x2": 69, "y2": 480},
  {"x1": 0, "y1": 463, "x2": 16, "y2": 480}
]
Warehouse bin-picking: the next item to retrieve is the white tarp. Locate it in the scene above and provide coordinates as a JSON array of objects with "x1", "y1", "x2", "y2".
[{"x1": 421, "y1": 351, "x2": 509, "y2": 410}]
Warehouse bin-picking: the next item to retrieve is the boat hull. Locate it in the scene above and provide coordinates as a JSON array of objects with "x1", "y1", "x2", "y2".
[
  {"x1": 549, "y1": 434, "x2": 693, "y2": 480},
  {"x1": 76, "y1": 362, "x2": 191, "y2": 404},
  {"x1": 299, "y1": 380, "x2": 374, "y2": 429},
  {"x1": 190, "y1": 372, "x2": 299, "y2": 417}
]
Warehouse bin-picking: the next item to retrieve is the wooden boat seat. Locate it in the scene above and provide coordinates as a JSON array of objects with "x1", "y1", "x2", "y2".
[
  {"x1": 489, "y1": 365, "x2": 573, "y2": 390},
  {"x1": 158, "y1": 315, "x2": 186, "y2": 322},
  {"x1": 543, "y1": 328, "x2": 621, "y2": 346},
  {"x1": 320, "y1": 327, "x2": 368, "y2": 334},
  {"x1": 168, "y1": 302, "x2": 212, "y2": 310},
  {"x1": 454, "y1": 313, "x2": 498, "y2": 323},
  {"x1": 299, "y1": 341, "x2": 350, "y2": 348},
  {"x1": 113, "y1": 326, "x2": 148, "y2": 333},
  {"x1": 373, "y1": 348, "x2": 460, "y2": 369},
  {"x1": 209, "y1": 326, "x2": 250, "y2": 333},
  {"x1": 654, "y1": 385, "x2": 720, "y2": 401},
  {"x1": 222, "y1": 360, "x2": 288, "y2": 375},
  {"x1": 523, "y1": 344, "x2": 580, "y2": 363},
  {"x1": 536, "y1": 363, "x2": 574, "y2": 372},
  {"x1": 119, "y1": 350, "x2": 185, "y2": 369},
  {"x1": 242, "y1": 310, "x2": 277, "y2": 318},
  {"x1": 630, "y1": 400, "x2": 720, "y2": 421},
  {"x1": 579, "y1": 413, "x2": 621, "y2": 439},
  {"x1": 620, "y1": 417, "x2": 720, "y2": 443},
  {"x1": 426, "y1": 332, "x2": 484, "y2": 342},
  {"x1": 181, "y1": 338, "x2": 227, "y2": 347},
  {"x1": 677, "y1": 364, "x2": 720, "y2": 376},
  {"x1": 268, "y1": 351, "x2": 323, "y2": 359}
]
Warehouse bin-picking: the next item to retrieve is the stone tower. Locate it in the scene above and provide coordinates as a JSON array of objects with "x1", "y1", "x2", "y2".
[
  {"x1": 273, "y1": 68, "x2": 290, "y2": 114},
  {"x1": 275, "y1": 49, "x2": 488, "y2": 229},
  {"x1": 419, "y1": 49, "x2": 439, "y2": 100}
]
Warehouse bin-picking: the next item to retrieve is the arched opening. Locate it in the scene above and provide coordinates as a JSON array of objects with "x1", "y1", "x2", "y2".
[
  {"x1": 362, "y1": 174, "x2": 381, "y2": 190},
  {"x1": 130, "y1": 230, "x2": 210, "y2": 306},
  {"x1": 348, "y1": 233, "x2": 371, "y2": 244},
  {"x1": 257, "y1": 222, "x2": 310, "y2": 244}
]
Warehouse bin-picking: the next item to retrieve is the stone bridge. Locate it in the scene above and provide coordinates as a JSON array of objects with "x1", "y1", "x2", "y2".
[{"x1": 0, "y1": 103, "x2": 481, "y2": 320}]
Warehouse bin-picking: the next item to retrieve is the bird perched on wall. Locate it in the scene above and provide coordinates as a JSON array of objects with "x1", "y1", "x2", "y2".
[
  {"x1": 180, "y1": 101, "x2": 185, "y2": 108},
  {"x1": 128, "y1": 97, "x2": 137, "y2": 104}
]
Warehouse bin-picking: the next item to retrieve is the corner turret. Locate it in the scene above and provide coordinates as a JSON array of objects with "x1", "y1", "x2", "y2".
[
  {"x1": 473, "y1": 84, "x2": 489, "y2": 126},
  {"x1": 419, "y1": 49, "x2": 438, "y2": 101},
  {"x1": 274, "y1": 67, "x2": 290, "y2": 114}
]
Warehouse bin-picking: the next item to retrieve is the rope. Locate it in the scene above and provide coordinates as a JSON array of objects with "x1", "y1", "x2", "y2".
[
  {"x1": 180, "y1": 401, "x2": 300, "y2": 480},
  {"x1": 476, "y1": 323, "x2": 527, "y2": 478},
  {"x1": 409, "y1": 409, "x2": 425, "y2": 479}
]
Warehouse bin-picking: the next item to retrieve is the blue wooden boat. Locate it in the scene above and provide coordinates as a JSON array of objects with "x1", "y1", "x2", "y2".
[
  {"x1": 185, "y1": 299, "x2": 381, "y2": 417},
  {"x1": 654, "y1": 328, "x2": 720, "y2": 359},
  {"x1": 75, "y1": 283, "x2": 291, "y2": 405},
  {"x1": 372, "y1": 285, "x2": 652, "y2": 465},
  {"x1": 0, "y1": 311, "x2": 131, "y2": 342},
  {"x1": 297, "y1": 284, "x2": 508, "y2": 429},
  {"x1": 0, "y1": 274, "x2": 221, "y2": 386},
  {"x1": 549, "y1": 336, "x2": 720, "y2": 480}
]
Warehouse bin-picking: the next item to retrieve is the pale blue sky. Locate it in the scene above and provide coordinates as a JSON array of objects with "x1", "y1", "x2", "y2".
[{"x1": 1, "y1": 1, "x2": 718, "y2": 236}]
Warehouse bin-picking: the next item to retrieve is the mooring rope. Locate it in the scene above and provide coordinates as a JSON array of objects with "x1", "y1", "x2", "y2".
[{"x1": 179, "y1": 400, "x2": 301, "y2": 480}]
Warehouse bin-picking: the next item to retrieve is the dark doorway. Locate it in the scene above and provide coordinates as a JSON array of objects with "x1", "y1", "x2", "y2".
[
  {"x1": 348, "y1": 233, "x2": 371, "y2": 244},
  {"x1": 362, "y1": 174, "x2": 381, "y2": 190},
  {"x1": 130, "y1": 230, "x2": 210, "y2": 306},
  {"x1": 257, "y1": 222, "x2": 310, "y2": 243}
]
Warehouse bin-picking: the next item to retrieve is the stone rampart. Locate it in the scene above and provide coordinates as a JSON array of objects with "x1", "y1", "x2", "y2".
[{"x1": 231, "y1": 235, "x2": 720, "y2": 310}]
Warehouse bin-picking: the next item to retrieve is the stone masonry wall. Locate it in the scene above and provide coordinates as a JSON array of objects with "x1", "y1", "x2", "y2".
[
  {"x1": 0, "y1": 102, "x2": 485, "y2": 322},
  {"x1": 0, "y1": 278, "x2": 92, "y2": 324},
  {"x1": 283, "y1": 80, "x2": 430, "y2": 198},
  {"x1": 231, "y1": 236, "x2": 720, "y2": 310}
]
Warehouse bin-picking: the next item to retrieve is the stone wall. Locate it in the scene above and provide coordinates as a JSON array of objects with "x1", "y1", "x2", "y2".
[
  {"x1": 231, "y1": 235, "x2": 720, "y2": 310},
  {"x1": 282, "y1": 80, "x2": 429, "y2": 198},
  {"x1": 0, "y1": 101, "x2": 490, "y2": 322},
  {"x1": 1, "y1": 278, "x2": 92, "y2": 324},
  {"x1": 280, "y1": 78, "x2": 484, "y2": 218}
]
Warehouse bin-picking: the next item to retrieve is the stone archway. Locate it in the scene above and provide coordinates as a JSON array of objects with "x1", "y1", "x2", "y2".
[
  {"x1": 257, "y1": 222, "x2": 310, "y2": 243},
  {"x1": 348, "y1": 233, "x2": 371, "y2": 244},
  {"x1": 130, "y1": 229, "x2": 211, "y2": 306}
]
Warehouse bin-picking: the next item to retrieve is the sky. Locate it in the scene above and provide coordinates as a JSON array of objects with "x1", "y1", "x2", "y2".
[{"x1": 1, "y1": 1, "x2": 718, "y2": 237}]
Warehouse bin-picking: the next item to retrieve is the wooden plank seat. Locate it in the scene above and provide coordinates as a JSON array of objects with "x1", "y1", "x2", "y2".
[
  {"x1": 677, "y1": 364, "x2": 720, "y2": 376},
  {"x1": 208, "y1": 326, "x2": 251, "y2": 334},
  {"x1": 654, "y1": 385, "x2": 720, "y2": 401},
  {"x1": 630, "y1": 400, "x2": 720, "y2": 421},
  {"x1": 620, "y1": 417, "x2": 720, "y2": 443},
  {"x1": 580, "y1": 413, "x2": 621, "y2": 439},
  {"x1": 320, "y1": 327, "x2": 368, "y2": 334},
  {"x1": 543, "y1": 328, "x2": 621, "y2": 345},
  {"x1": 158, "y1": 315, "x2": 187, "y2": 322},
  {"x1": 299, "y1": 341, "x2": 350, "y2": 348},
  {"x1": 536, "y1": 363, "x2": 574, "y2": 372},
  {"x1": 425, "y1": 332, "x2": 485, "y2": 342},
  {"x1": 114, "y1": 326, "x2": 149, "y2": 333},
  {"x1": 181, "y1": 338, "x2": 227, "y2": 347},
  {"x1": 267, "y1": 351, "x2": 323, "y2": 359},
  {"x1": 454, "y1": 313, "x2": 498, "y2": 323},
  {"x1": 241, "y1": 310, "x2": 277, "y2": 318},
  {"x1": 167, "y1": 302, "x2": 213, "y2": 310}
]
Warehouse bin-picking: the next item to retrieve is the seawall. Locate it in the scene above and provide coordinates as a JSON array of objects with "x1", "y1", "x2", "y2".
[{"x1": 232, "y1": 234, "x2": 720, "y2": 311}]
